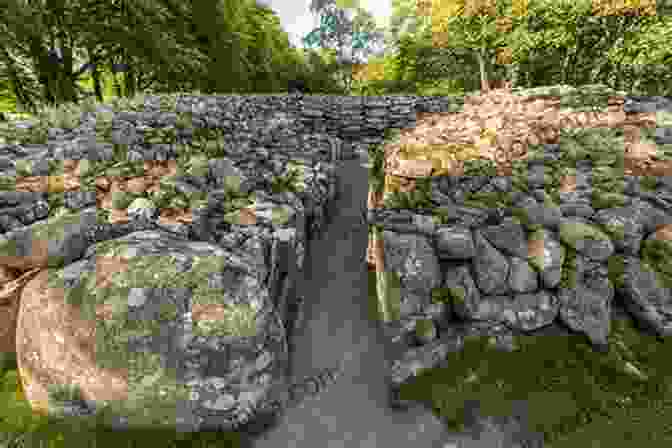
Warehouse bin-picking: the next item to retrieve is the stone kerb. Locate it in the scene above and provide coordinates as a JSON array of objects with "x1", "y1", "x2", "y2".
[
  {"x1": 0, "y1": 94, "x2": 351, "y2": 432},
  {"x1": 375, "y1": 175, "x2": 672, "y2": 390},
  {"x1": 365, "y1": 89, "x2": 672, "y2": 395},
  {"x1": 0, "y1": 90, "x2": 512, "y2": 431}
]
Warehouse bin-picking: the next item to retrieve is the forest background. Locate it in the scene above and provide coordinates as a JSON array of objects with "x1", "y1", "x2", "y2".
[
  {"x1": 0, "y1": 0, "x2": 670, "y2": 118},
  {"x1": 0, "y1": 1, "x2": 671, "y2": 447}
]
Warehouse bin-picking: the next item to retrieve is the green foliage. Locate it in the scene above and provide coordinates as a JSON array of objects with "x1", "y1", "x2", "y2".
[
  {"x1": 367, "y1": 139, "x2": 388, "y2": 194},
  {"x1": 1, "y1": 0, "x2": 669, "y2": 114},
  {"x1": 383, "y1": 177, "x2": 434, "y2": 210},
  {"x1": 269, "y1": 166, "x2": 303, "y2": 194},
  {"x1": 0, "y1": 0, "x2": 356, "y2": 116},
  {"x1": 300, "y1": 0, "x2": 388, "y2": 93},
  {"x1": 352, "y1": 78, "x2": 419, "y2": 96}
]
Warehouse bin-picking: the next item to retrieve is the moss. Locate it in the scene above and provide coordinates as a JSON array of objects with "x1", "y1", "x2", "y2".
[
  {"x1": 46, "y1": 383, "x2": 87, "y2": 409},
  {"x1": 110, "y1": 190, "x2": 137, "y2": 209},
  {"x1": 601, "y1": 222, "x2": 627, "y2": 243},
  {"x1": 414, "y1": 319, "x2": 435, "y2": 340},
  {"x1": 639, "y1": 175, "x2": 659, "y2": 192},
  {"x1": 558, "y1": 245, "x2": 579, "y2": 290},
  {"x1": 398, "y1": 314, "x2": 672, "y2": 445},
  {"x1": 448, "y1": 286, "x2": 466, "y2": 304},
  {"x1": 510, "y1": 206, "x2": 543, "y2": 232},
  {"x1": 558, "y1": 220, "x2": 612, "y2": 252},
  {"x1": 606, "y1": 254, "x2": 628, "y2": 290},
  {"x1": 383, "y1": 177, "x2": 434, "y2": 210},
  {"x1": 430, "y1": 286, "x2": 454, "y2": 304},
  {"x1": 0, "y1": 360, "x2": 249, "y2": 448},
  {"x1": 461, "y1": 190, "x2": 515, "y2": 210},
  {"x1": 368, "y1": 133, "x2": 396, "y2": 194},
  {"x1": 590, "y1": 191, "x2": 629, "y2": 210},
  {"x1": 640, "y1": 239, "x2": 672, "y2": 290},
  {"x1": 270, "y1": 164, "x2": 304, "y2": 194}
]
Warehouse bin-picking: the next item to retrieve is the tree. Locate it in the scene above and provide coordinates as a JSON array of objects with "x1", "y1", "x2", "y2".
[
  {"x1": 601, "y1": 13, "x2": 671, "y2": 95},
  {"x1": 302, "y1": 0, "x2": 388, "y2": 93},
  {"x1": 0, "y1": 0, "x2": 299, "y2": 111},
  {"x1": 0, "y1": 0, "x2": 65, "y2": 113},
  {"x1": 0, "y1": 0, "x2": 190, "y2": 110},
  {"x1": 416, "y1": 0, "x2": 670, "y2": 95},
  {"x1": 426, "y1": 0, "x2": 532, "y2": 92}
]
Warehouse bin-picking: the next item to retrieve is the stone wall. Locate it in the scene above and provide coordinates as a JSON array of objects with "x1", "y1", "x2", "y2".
[
  {"x1": 359, "y1": 91, "x2": 672, "y2": 403},
  {"x1": 368, "y1": 143, "x2": 672, "y2": 397},
  {"x1": 166, "y1": 93, "x2": 464, "y2": 157},
  {"x1": 0, "y1": 91, "x2": 462, "y2": 327},
  {"x1": 0, "y1": 91, "x2": 469, "y2": 431}
]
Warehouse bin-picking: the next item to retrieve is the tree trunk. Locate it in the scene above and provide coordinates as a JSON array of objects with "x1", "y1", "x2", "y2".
[
  {"x1": 508, "y1": 61, "x2": 520, "y2": 89},
  {"x1": 91, "y1": 63, "x2": 104, "y2": 103},
  {"x1": 125, "y1": 62, "x2": 137, "y2": 98},
  {"x1": 113, "y1": 72, "x2": 123, "y2": 97},
  {"x1": 119, "y1": 46, "x2": 136, "y2": 98},
  {"x1": 28, "y1": 36, "x2": 59, "y2": 108},
  {"x1": 476, "y1": 49, "x2": 490, "y2": 92},
  {"x1": 57, "y1": 40, "x2": 79, "y2": 105}
]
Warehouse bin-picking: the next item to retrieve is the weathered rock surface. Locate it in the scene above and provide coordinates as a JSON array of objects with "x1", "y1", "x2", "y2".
[
  {"x1": 368, "y1": 90, "x2": 672, "y2": 389},
  {"x1": 0, "y1": 266, "x2": 40, "y2": 354},
  {"x1": 0, "y1": 93, "x2": 362, "y2": 432},
  {"x1": 15, "y1": 229, "x2": 290, "y2": 430},
  {"x1": 2, "y1": 88, "x2": 671, "y2": 440}
]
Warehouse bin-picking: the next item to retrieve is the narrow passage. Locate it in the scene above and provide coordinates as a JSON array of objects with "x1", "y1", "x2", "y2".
[{"x1": 250, "y1": 151, "x2": 455, "y2": 448}]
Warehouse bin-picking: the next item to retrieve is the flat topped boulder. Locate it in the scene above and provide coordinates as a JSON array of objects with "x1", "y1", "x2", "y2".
[{"x1": 15, "y1": 229, "x2": 288, "y2": 432}]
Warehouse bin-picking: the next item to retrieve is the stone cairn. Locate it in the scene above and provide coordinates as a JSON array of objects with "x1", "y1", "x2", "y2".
[
  {"x1": 364, "y1": 87, "x2": 672, "y2": 402},
  {"x1": 0, "y1": 91, "x2": 464, "y2": 433}
]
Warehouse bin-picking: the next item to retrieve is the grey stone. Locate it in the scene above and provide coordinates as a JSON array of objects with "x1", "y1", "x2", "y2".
[
  {"x1": 3, "y1": 90, "x2": 672, "y2": 439},
  {"x1": 372, "y1": 139, "x2": 672, "y2": 385},
  {"x1": 472, "y1": 230, "x2": 511, "y2": 296}
]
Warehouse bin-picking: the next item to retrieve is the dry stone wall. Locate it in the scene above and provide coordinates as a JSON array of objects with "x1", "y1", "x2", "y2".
[
  {"x1": 167, "y1": 93, "x2": 463, "y2": 158},
  {"x1": 0, "y1": 92, "x2": 463, "y2": 432},
  {"x1": 364, "y1": 92, "x2": 672, "y2": 403}
]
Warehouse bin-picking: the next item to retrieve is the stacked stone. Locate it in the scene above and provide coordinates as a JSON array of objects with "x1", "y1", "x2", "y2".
[
  {"x1": 0, "y1": 91, "x2": 465, "y2": 433},
  {"x1": 0, "y1": 93, "x2": 468, "y2": 251},
  {"x1": 0, "y1": 94, "x2": 350, "y2": 433},
  {"x1": 2, "y1": 90, "x2": 667, "y2": 432},
  {"x1": 370, "y1": 95, "x2": 672, "y2": 392}
]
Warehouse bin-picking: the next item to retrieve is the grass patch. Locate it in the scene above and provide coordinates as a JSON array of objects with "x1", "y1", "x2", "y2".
[
  {"x1": 395, "y1": 315, "x2": 672, "y2": 445},
  {"x1": 0, "y1": 352, "x2": 249, "y2": 448}
]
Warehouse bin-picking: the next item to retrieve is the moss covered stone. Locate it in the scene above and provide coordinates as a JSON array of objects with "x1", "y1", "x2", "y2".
[{"x1": 414, "y1": 319, "x2": 436, "y2": 342}]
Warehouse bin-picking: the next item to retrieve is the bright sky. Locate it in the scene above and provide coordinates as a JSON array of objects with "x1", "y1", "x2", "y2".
[{"x1": 255, "y1": 0, "x2": 394, "y2": 60}]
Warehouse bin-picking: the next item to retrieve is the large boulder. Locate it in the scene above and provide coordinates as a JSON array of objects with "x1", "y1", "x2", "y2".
[
  {"x1": 0, "y1": 266, "x2": 41, "y2": 355},
  {"x1": 15, "y1": 228, "x2": 289, "y2": 432},
  {"x1": 0, "y1": 208, "x2": 99, "y2": 357}
]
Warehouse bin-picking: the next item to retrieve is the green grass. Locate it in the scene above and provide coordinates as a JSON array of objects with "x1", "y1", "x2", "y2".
[
  {"x1": 366, "y1": 259, "x2": 672, "y2": 445},
  {"x1": 392, "y1": 312, "x2": 672, "y2": 446},
  {"x1": 0, "y1": 353, "x2": 249, "y2": 448}
]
